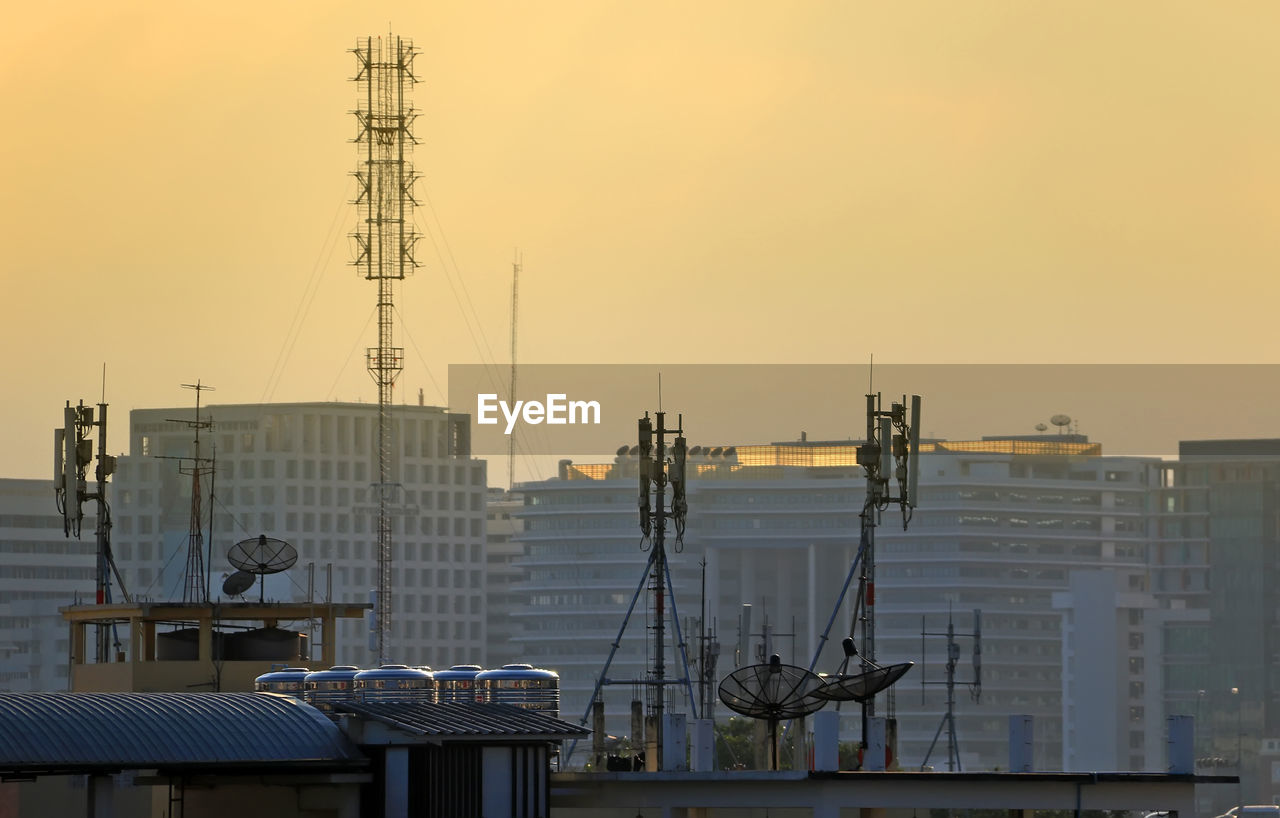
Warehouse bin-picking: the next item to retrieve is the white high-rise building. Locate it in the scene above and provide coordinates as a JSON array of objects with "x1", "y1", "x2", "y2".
[
  {"x1": 0, "y1": 479, "x2": 97, "y2": 690},
  {"x1": 112, "y1": 401, "x2": 487, "y2": 669}
]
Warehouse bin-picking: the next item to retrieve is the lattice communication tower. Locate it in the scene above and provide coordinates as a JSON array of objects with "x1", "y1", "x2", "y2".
[{"x1": 351, "y1": 34, "x2": 420, "y2": 663}]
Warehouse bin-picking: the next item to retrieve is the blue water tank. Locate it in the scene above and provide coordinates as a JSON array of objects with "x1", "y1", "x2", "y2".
[
  {"x1": 475, "y1": 663, "x2": 560, "y2": 717},
  {"x1": 434, "y1": 664, "x2": 484, "y2": 703},
  {"x1": 253, "y1": 667, "x2": 311, "y2": 698},
  {"x1": 354, "y1": 664, "x2": 435, "y2": 703},
  {"x1": 303, "y1": 665, "x2": 361, "y2": 712}
]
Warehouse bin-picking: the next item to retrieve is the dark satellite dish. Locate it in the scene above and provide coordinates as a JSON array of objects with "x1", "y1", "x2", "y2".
[
  {"x1": 1034, "y1": 423, "x2": 1048, "y2": 433},
  {"x1": 1049, "y1": 414, "x2": 1071, "y2": 429},
  {"x1": 221, "y1": 570, "x2": 255, "y2": 598},
  {"x1": 718, "y1": 654, "x2": 825, "y2": 770},
  {"x1": 228, "y1": 535, "x2": 297, "y2": 603},
  {"x1": 812, "y1": 661, "x2": 914, "y2": 703}
]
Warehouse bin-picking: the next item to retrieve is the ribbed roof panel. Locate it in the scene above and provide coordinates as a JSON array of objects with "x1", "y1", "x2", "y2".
[
  {"x1": 336, "y1": 701, "x2": 589, "y2": 738},
  {"x1": 0, "y1": 693, "x2": 363, "y2": 771}
]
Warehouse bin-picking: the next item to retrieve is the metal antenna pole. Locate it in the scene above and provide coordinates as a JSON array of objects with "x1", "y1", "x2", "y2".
[
  {"x1": 920, "y1": 609, "x2": 980, "y2": 771},
  {"x1": 860, "y1": 393, "x2": 878, "y2": 730},
  {"x1": 177, "y1": 381, "x2": 213, "y2": 603},
  {"x1": 352, "y1": 34, "x2": 420, "y2": 664},
  {"x1": 508, "y1": 251, "x2": 520, "y2": 490},
  {"x1": 652, "y1": 410, "x2": 668, "y2": 756},
  {"x1": 573, "y1": 410, "x2": 693, "y2": 770}
]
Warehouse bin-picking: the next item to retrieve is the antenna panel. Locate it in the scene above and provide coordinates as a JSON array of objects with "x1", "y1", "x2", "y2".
[
  {"x1": 908, "y1": 395, "x2": 922, "y2": 508},
  {"x1": 878, "y1": 416, "x2": 893, "y2": 477}
]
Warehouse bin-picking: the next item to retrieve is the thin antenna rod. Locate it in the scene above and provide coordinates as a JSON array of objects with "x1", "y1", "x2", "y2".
[{"x1": 509, "y1": 250, "x2": 521, "y2": 491}]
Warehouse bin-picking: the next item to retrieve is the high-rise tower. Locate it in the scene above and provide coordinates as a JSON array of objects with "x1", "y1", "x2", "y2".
[{"x1": 351, "y1": 34, "x2": 420, "y2": 663}]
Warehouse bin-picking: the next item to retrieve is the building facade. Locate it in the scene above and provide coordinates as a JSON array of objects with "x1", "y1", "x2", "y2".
[
  {"x1": 1173, "y1": 440, "x2": 1280, "y2": 811},
  {"x1": 111, "y1": 401, "x2": 487, "y2": 669},
  {"x1": 512, "y1": 435, "x2": 1202, "y2": 771},
  {"x1": 484, "y1": 487, "x2": 527, "y2": 667},
  {"x1": 0, "y1": 479, "x2": 97, "y2": 691}
]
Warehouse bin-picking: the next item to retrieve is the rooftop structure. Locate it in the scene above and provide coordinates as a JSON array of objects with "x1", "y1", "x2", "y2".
[
  {"x1": 61, "y1": 600, "x2": 369, "y2": 692},
  {"x1": 514, "y1": 434, "x2": 1202, "y2": 770}
]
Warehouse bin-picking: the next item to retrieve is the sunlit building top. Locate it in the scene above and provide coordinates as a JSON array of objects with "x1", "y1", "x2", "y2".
[{"x1": 558, "y1": 434, "x2": 1103, "y2": 479}]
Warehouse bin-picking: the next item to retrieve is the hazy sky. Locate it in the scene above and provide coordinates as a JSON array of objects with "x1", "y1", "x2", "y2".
[{"x1": 3, "y1": 2, "x2": 1279, "y2": 481}]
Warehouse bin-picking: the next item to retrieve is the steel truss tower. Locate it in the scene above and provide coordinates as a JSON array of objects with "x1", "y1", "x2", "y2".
[{"x1": 351, "y1": 34, "x2": 420, "y2": 663}]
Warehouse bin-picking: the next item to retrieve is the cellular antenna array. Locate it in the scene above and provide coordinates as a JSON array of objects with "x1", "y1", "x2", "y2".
[
  {"x1": 54, "y1": 398, "x2": 128, "y2": 662},
  {"x1": 571, "y1": 410, "x2": 699, "y2": 770},
  {"x1": 803, "y1": 389, "x2": 923, "y2": 765}
]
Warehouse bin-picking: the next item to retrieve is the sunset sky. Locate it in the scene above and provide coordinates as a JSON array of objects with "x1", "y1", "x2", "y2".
[{"x1": 3, "y1": 2, "x2": 1279, "y2": 480}]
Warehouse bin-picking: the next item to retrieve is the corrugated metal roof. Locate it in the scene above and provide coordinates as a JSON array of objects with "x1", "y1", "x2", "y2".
[
  {"x1": 0, "y1": 693, "x2": 364, "y2": 773},
  {"x1": 336, "y1": 701, "x2": 590, "y2": 740}
]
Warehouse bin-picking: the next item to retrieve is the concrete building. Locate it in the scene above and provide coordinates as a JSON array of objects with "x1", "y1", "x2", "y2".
[
  {"x1": 512, "y1": 435, "x2": 1200, "y2": 771},
  {"x1": 112, "y1": 401, "x2": 487, "y2": 669},
  {"x1": 0, "y1": 478, "x2": 97, "y2": 691}
]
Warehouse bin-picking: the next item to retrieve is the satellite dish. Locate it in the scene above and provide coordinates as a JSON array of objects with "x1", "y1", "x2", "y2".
[
  {"x1": 228, "y1": 535, "x2": 297, "y2": 603},
  {"x1": 1034, "y1": 423, "x2": 1048, "y2": 433},
  {"x1": 812, "y1": 662, "x2": 914, "y2": 703},
  {"x1": 221, "y1": 570, "x2": 255, "y2": 598},
  {"x1": 1049, "y1": 414, "x2": 1072, "y2": 429},
  {"x1": 718, "y1": 654, "x2": 825, "y2": 770}
]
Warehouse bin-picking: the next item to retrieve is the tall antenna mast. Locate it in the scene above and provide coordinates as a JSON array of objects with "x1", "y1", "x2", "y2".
[
  {"x1": 162, "y1": 381, "x2": 215, "y2": 603},
  {"x1": 508, "y1": 250, "x2": 521, "y2": 491},
  {"x1": 352, "y1": 33, "x2": 420, "y2": 663}
]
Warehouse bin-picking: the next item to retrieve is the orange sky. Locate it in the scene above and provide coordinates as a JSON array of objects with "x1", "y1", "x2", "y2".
[{"x1": 3, "y1": 2, "x2": 1279, "y2": 480}]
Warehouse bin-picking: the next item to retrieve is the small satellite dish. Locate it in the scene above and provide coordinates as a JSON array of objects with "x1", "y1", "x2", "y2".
[
  {"x1": 718, "y1": 654, "x2": 825, "y2": 770},
  {"x1": 221, "y1": 570, "x2": 255, "y2": 598},
  {"x1": 228, "y1": 535, "x2": 297, "y2": 603},
  {"x1": 1035, "y1": 423, "x2": 1048, "y2": 433},
  {"x1": 616, "y1": 445, "x2": 630, "y2": 456},
  {"x1": 1049, "y1": 414, "x2": 1072, "y2": 429}
]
